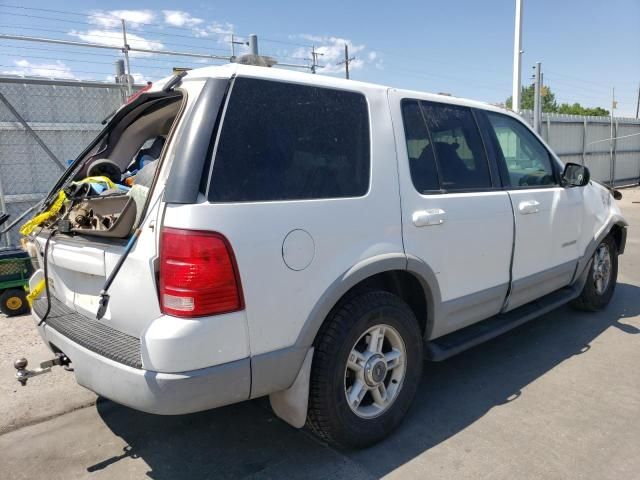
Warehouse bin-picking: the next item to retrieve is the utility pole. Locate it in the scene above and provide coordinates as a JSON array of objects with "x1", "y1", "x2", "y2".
[
  {"x1": 337, "y1": 43, "x2": 356, "y2": 79},
  {"x1": 120, "y1": 19, "x2": 133, "y2": 97},
  {"x1": 533, "y1": 62, "x2": 541, "y2": 134},
  {"x1": 512, "y1": 0, "x2": 523, "y2": 112},
  {"x1": 310, "y1": 45, "x2": 324, "y2": 74},
  {"x1": 230, "y1": 34, "x2": 249, "y2": 61},
  {"x1": 539, "y1": 71, "x2": 544, "y2": 132},
  {"x1": 635, "y1": 82, "x2": 639, "y2": 119}
]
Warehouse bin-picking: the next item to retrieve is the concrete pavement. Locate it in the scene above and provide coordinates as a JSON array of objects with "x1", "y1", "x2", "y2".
[{"x1": 0, "y1": 187, "x2": 638, "y2": 479}]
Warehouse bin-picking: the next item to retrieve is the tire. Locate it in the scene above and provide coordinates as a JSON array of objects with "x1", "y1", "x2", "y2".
[
  {"x1": 307, "y1": 290, "x2": 423, "y2": 448},
  {"x1": 0, "y1": 289, "x2": 30, "y2": 316},
  {"x1": 571, "y1": 235, "x2": 618, "y2": 312}
]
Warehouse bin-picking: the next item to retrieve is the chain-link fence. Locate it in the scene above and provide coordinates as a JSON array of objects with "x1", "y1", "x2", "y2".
[
  {"x1": 520, "y1": 110, "x2": 640, "y2": 187},
  {"x1": 0, "y1": 76, "x2": 130, "y2": 246}
]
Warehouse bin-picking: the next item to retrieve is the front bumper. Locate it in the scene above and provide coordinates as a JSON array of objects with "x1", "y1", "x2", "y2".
[{"x1": 32, "y1": 298, "x2": 250, "y2": 415}]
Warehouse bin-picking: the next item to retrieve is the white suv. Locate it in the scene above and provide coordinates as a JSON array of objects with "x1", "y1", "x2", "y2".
[{"x1": 21, "y1": 63, "x2": 627, "y2": 448}]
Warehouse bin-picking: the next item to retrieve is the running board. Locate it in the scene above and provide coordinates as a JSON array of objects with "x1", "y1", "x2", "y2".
[{"x1": 425, "y1": 285, "x2": 581, "y2": 361}]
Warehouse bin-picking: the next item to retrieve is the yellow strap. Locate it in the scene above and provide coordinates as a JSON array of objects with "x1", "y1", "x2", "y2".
[
  {"x1": 26, "y1": 279, "x2": 45, "y2": 306},
  {"x1": 19, "y1": 190, "x2": 67, "y2": 237},
  {"x1": 75, "y1": 176, "x2": 115, "y2": 189}
]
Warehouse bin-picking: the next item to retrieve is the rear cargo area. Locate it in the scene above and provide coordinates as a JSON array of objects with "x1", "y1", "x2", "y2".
[{"x1": 25, "y1": 89, "x2": 186, "y2": 338}]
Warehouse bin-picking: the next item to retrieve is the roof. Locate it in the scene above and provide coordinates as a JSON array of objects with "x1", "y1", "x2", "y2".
[{"x1": 157, "y1": 63, "x2": 515, "y2": 117}]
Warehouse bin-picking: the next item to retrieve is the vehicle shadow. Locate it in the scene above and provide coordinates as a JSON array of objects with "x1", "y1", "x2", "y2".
[{"x1": 91, "y1": 283, "x2": 640, "y2": 479}]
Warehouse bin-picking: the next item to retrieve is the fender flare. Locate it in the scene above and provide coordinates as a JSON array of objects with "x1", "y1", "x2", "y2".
[{"x1": 572, "y1": 215, "x2": 627, "y2": 284}]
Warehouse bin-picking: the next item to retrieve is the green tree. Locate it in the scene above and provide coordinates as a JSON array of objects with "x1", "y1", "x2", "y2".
[
  {"x1": 556, "y1": 103, "x2": 609, "y2": 116},
  {"x1": 505, "y1": 85, "x2": 609, "y2": 116},
  {"x1": 505, "y1": 85, "x2": 558, "y2": 112}
]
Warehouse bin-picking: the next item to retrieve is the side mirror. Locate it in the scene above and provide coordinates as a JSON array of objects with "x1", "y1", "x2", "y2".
[{"x1": 562, "y1": 163, "x2": 590, "y2": 187}]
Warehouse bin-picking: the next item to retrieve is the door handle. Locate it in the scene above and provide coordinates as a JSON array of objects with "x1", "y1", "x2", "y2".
[
  {"x1": 412, "y1": 208, "x2": 446, "y2": 227},
  {"x1": 518, "y1": 200, "x2": 540, "y2": 215}
]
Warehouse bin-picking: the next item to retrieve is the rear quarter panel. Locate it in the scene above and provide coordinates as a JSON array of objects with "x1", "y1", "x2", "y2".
[{"x1": 162, "y1": 82, "x2": 404, "y2": 357}]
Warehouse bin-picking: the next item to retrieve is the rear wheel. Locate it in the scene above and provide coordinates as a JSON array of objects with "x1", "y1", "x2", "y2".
[
  {"x1": 307, "y1": 290, "x2": 423, "y2": 448},
  {"x1": 0, "y1": 289, "x2": 30, "y2": 316},
  {"x1": 571, "y1": 235, "x2": 618, "y2": 311}
]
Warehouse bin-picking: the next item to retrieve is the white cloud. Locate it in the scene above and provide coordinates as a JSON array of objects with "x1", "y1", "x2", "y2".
[
  {"x1": 68, "y1": 29, "x2": 163, "y2": 56},
  {"x1": 88, "y1": 9, "x2": 156, "y2": 28},
  {"x1": 131, "y1": 72, "x2": 150, "y2": 84},
  {"x1": 163, "y1": 10, "x2": 204, "y2": 27},
  {"x1": 191, "y1": 21, "x2": 235, "y2": 43},
  {"x1": 2, "y1": 59, "x2": 77, "y2": 79}
]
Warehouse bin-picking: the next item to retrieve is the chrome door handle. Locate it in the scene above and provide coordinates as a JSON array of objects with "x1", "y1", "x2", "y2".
[
  {"x1": 412, "y1": 208, "x2": 446, "y2": 227},
  {"x1": 518, "y1": 200, "x2": 540, "y2": 215}
]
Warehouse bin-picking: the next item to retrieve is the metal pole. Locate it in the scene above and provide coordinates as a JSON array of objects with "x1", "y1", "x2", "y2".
[
  {"x1": 121, "y1": 19, "x2": 133, "y2": 97},
  {"x1": 539, "y1": 71, "x2": 544, "y2": 123},
  {"x1": 248, "y1": 34, "x2": 258, "y2": 55},
  {"x1": 636, "y1": 82, "x2": 640, "y2": 119},
  {"x1": 311, "y1": 45, "x2": 316, "y2": 74},
  {"x1": 231, "y1": 33, "x2": 235, "y2": 58},
  {"x1": 114, "y1": 59, "x2": 126, "y2": 103},
  {"x1": 610, "y1": 87, "x2": 615, "y2": 185},
  {"x1": 0, "y1": 175, "x2": 8, "y2": 246},
  {"x1": 612, "y1": 119, "x2": 618, "y2": 186},
  {"x1": 512, "y1": 0, "x2": 523, "y2": 112},
  {"x1": 114, "y1": 59, "x2": 125, "y2": 79},
  {"x1": 345, "y1": 44, "x2": 350, "y2": 79},
  {"x1": 581, "y1": 118, "x2": 587, "y2": 166},
  {"x1": 533, "y1": 62, "x2": 541, "y2": 134}
]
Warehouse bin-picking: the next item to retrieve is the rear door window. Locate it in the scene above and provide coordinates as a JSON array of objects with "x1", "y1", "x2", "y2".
[
  {"x1": 420, "y1": 102, "x2": 492, "y2": 191},
  {"x1": 208, "y1": 78, "x2": 370, "y2": 202},
  {"x1": 400, "y1": 100, "x2": 493, "y2": 193}
]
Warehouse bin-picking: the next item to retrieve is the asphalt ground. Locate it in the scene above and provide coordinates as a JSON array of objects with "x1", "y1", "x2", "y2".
[{"x1": 0, "y1": 187, "x2": 638, "y2": 479}]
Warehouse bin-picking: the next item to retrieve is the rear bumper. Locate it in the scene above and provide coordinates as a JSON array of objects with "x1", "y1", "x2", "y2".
[{"x1": 32, "y1": 302, "x2": 250, "y2": 415}]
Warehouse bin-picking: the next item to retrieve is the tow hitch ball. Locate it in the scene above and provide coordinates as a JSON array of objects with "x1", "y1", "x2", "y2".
[{"x1": 14, "y1": 354, "x2": 71, "y2": 386}]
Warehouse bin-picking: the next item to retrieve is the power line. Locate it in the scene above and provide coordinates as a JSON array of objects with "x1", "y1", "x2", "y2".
[
  {"x1": 0, "y1": 43, "x2": 226, "y2": 64},
  {"x1": 0, "y1": 24, "x2": 234, "y2": 53}
]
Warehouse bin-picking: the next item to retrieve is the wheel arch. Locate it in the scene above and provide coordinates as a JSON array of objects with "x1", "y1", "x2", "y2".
[
  {"x1": 295, "y1": 253, "x2": 441, "y2": 350},
  {"x1": 573, "y1": 215, "x2": 627, "y2": 285}
]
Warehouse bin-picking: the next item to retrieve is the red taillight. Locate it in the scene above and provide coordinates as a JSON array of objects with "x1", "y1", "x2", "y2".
[{"x1": 159, "y1": 228, "x2": 244, "y2": 318}]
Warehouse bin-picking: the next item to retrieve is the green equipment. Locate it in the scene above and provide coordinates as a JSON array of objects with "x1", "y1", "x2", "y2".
[{"x1": 0, "y1": 248, "x2": 33, "y2": 316}]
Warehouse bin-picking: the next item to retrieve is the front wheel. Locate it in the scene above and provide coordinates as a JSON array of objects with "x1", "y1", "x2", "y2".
[
  {"x1": 571, "y1": 235, "x2": 618, "y2": 311},
  {"x1": 0, "y1": 288, "x2": 30, "y2": 316},
  {"x1": 307, "y1": 290, "x2": 423, "y2": 448}
]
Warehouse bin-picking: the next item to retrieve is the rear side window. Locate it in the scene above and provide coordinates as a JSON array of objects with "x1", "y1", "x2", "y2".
[
  {"x1": 401, "y1": 100, "x2": 492, "y2": 192},
  {"x1": 208, "y1": 78, "x2": 370, "y2": 202},
  {"x1": 420, "y1": 102, "x2": 492, "y2": 191},
  {"x1": 401, "y1": 100, "x2": 440, "y2": 193}
]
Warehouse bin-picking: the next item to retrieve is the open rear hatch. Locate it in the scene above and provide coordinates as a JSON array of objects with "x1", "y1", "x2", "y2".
[{"x1": 25, "y1": 84, "x2": 188, "y2": 338}]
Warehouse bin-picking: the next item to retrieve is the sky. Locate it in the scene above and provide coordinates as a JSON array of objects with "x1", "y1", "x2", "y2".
[{"x1": 0, "y1": 0, "x2": 638, "y2": 116}]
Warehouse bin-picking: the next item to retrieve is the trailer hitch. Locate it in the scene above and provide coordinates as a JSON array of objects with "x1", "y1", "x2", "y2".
[{"x1": 14, "y1": 354, "x2": 71, "y2": 386}]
